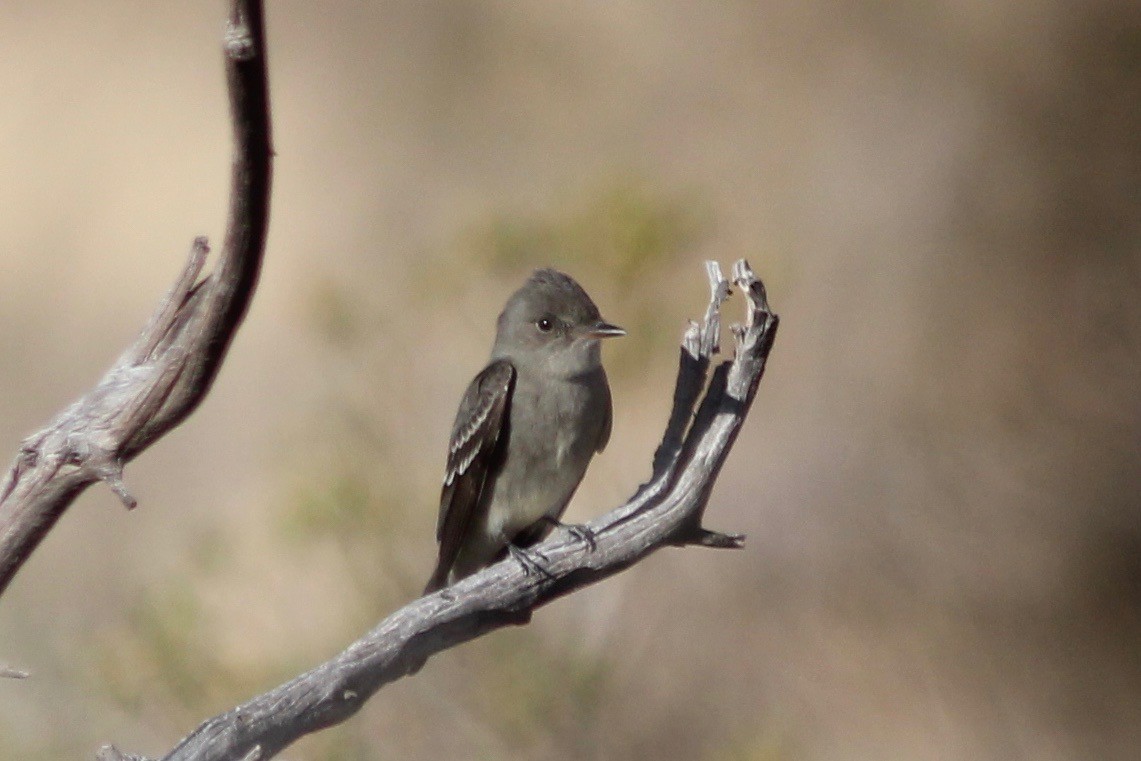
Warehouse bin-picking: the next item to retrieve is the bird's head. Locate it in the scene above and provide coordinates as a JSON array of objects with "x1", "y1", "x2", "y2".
[{"x1": 492, "y1": 268, "x2": 624, "y2": 378}]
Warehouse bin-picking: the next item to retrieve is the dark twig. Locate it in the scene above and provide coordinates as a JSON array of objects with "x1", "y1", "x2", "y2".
[
  {"x1": 650, "y1": 261, "x2": 730, "y2": 483},
  {"x1": 148, "y1": 259, "x2": 778, "y2": 761},
  {"x1": 0, "y1": 0, "x2": 272, "y2": 600}
]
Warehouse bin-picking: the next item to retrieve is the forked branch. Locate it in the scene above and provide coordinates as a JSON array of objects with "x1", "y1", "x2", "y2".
[
  {"x1": 114, "y1": 259, "x2": 779, "y2": 761},
  {"x1": 0, "y1": 0, "x2": 272, "y2": 602}
]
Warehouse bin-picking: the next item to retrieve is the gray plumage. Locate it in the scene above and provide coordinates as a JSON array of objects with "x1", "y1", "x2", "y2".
[{"x1": 425, "y1": 269, "x2": 623, "y2": 593}]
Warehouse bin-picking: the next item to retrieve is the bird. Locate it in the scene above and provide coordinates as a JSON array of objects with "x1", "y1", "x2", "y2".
[{"x1": 424, "y1": 268, "x2": 624, "y2": 593}]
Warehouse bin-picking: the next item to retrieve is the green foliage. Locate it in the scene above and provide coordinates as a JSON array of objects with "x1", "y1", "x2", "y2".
[
  {"x1": 468, "y1": 628, "x2": 611, "y2": 752},
  {"x1": 467, "y1": 177, "x2": 708, "y2": 288},
  {"x1": 278, "y1": 457, "x2": 422, "y2": 608},
  {"x1": 93, "y1": 572, "x2": 248, "y2": 729},
  {"x1": 308, "y1": 275, "x2": 369, "y2": 349},
  {"x1": 281, "y1": 471, "x2": 376, "y2": 542},
  {"x1": 704, "y1": 728, "x2": 794, "y2": 761},
  {"x1": 456, "y1": 177, "x2": 714, "y2": 377}
]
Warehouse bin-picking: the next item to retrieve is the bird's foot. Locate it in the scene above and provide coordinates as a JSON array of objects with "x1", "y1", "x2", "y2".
[
  {"x1": 563, "y1": 523, "x2": 597, "y2": 551},
  {"x1": 507, "y1": 543, "x2": 555, "y2": 581},
  {"x1": 540, "y1": 516, "x2": 597, "y2": 551}
]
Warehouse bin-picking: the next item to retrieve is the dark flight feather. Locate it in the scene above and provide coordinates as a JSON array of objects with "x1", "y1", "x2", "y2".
[{"x1": 424, "y1": 360, "x2": 515, "y2": 593}]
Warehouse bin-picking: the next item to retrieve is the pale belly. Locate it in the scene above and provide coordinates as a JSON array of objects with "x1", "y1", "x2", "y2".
[{"x1": 468, "y1": 372, "x2": 606, "y2": 561}]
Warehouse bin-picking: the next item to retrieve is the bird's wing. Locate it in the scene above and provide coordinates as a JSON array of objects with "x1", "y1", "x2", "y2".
[
  {"x1": 426, "y1": 360, "x2": 515, "y2": 592},
  {"x1": 595, "y1": 369, "x2": 613, "y2": 453}
]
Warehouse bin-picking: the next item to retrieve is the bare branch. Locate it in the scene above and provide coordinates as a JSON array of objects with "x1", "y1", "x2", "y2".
[
  {"x1": 650, "y1": 261, "x2": 730, "y2": 484},
  {"x1": 0, "y1": 664, "x2": 29, "y2": 680},
  {"x1": 0, "y1": 0, "x2": 272, "y2": 600},
  {"x1": 146, "y1": 259, "x2": 779, "y2": 761},
  {"x1": 97, "y1": 746, "x2": 154, "y2": 761}
]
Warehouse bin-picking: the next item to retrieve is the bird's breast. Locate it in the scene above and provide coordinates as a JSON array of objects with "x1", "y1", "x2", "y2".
[
  {"x1": 515, "y1": 374, "x2": 602, "y2": 463},
  {"x1": 482, "y1": 371, "x2": 606, "y2": 534}
]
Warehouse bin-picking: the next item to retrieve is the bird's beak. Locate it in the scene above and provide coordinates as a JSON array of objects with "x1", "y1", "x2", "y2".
[{"x1": 586, "y1": 320, "x2": 626, "y2": 339}]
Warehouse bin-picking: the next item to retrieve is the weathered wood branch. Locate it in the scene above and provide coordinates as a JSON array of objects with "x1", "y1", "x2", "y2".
[
  {"x1": 0, "y1": 0, "x2": 272, "y2": 601},
  {"x1": 0, "y1": 664, "x2": 28, "y2": 680},
  {"x1": 105, "y1": 259, "x2": 778, "y2": 761}
]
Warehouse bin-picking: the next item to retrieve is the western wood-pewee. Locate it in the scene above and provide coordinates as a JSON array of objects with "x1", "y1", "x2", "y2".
[{"x1": 424, "y1": 268, "x2": 624, "y2": 593}]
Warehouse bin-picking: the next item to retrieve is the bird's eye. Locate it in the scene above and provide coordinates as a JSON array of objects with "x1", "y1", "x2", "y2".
[{"x1": 536, "y1": 317, "x2": 554, "y2": 332}]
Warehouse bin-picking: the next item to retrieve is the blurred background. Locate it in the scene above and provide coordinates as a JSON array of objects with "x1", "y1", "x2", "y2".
[{"x1": 1, "y1": 1, "x2": 1138, "y2": 759}]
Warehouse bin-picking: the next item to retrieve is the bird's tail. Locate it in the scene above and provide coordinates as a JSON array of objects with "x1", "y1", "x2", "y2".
[{"x1": 423, "y1": 564, "x2": 448, "y2": 596}]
